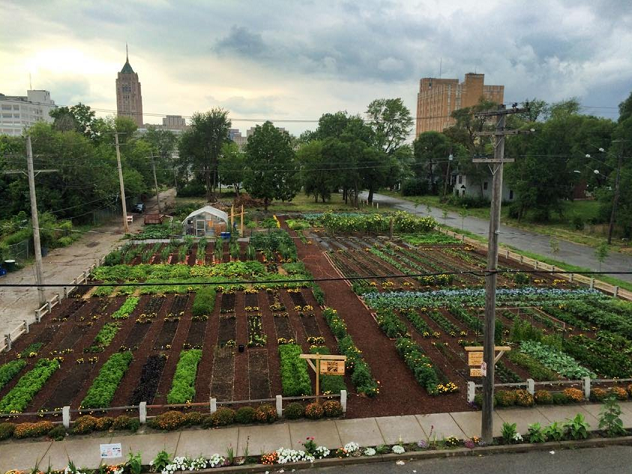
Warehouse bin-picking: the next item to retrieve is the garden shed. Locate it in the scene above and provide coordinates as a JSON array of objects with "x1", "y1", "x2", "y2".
[{"x1": 182, "y1": 205, "x2": 229, "y2": 237}]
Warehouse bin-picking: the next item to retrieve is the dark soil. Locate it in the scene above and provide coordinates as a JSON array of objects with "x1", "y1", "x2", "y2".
[
  {"x1": 185, "y1": 319, "x2": 208, "y2": 348},
  {"x1": 210, "y1": 346, "x2": 235, "y2": 401},
  {"x1": 218, "y1": 315, "x2": 236, "y2": 346},
  {"x1": 299, "y1": 313, "x2": 322, "y2": 338},
  {"x1": 248, "y1": 350, "x2": 271, "y2": 399},
  {"x1": 129, "y1": 354, "x2": 168, "y2": 405}
]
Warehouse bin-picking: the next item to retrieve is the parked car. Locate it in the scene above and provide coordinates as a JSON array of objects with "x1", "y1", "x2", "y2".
[{"x1": 132, "y1": 203, "x2": 145, "y2": 213}]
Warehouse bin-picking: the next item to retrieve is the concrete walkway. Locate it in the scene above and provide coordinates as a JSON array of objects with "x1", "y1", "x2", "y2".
[
  {"x1": 0, "y1": 189, "x2": 176, "y2": 336},
  {"x1": 2, "y1": 402, "x2": 631, "y2": 470},
  {"x1": 362, "y1": 191, "x2": 632, "y2": 284}
]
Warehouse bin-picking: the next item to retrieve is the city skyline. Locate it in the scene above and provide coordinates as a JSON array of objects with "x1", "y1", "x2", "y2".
[{"x1": 1, "y1": 1, "x2": 630, "y2": 136}]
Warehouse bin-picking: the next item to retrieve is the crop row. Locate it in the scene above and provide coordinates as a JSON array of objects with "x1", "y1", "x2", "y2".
[
  {"x1": 81, "y1": 352, "x2": 134, "y2": 409},
  {"x1": 394, "y1": 338, "x2": 457, "y2": 395},
  {"x1": 278, "y1": 344, "x2": 312, "y2": 396},
  {"x1": 167, "y1": 349, "x2": 203, "y2": 404},
  {"x1": 0, "y1": 359, "x2": 60, "y2": 413}
]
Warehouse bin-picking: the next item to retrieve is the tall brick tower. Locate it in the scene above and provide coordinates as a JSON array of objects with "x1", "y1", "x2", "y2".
[{"x1": 116, "y1": 45, "x2": 143, "y2": 127}]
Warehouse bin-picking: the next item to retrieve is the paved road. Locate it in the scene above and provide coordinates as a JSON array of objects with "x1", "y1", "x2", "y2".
[
  {"x1": 0, "y1": 189, "x2": 176, "y2": 336},
  {"x1": 309, "y1": 445, "x2": 632, "y2": 473},
  {"x1": 362, "y1": 192, "x2": 632, "y2": 284}
]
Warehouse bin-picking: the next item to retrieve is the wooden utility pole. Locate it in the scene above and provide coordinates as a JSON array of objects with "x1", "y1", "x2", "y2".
[
  {"x1": 150, "y1": 152, "x2": 162, "y2": 213},
  {"x1": 115, "y1": 132, "x2": 130, "y2": 233},
  {"x1": 3, "y1": 136, "x2": 58, "y2": 306},
  {"x1": 607, "y1": 140, "x2": 628, "y2": 244},
  {"x1": 473, "y1": 104, "x2": 529, "y2": 443}
]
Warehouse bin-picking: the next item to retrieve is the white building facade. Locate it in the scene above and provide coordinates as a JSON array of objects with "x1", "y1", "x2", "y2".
[{"x1": 0, "y1": 90, "x2": 57, "y2": 136}]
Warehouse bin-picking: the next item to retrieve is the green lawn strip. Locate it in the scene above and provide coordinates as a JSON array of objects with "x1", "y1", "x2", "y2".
[
  {"x1": 111, "y1": 297, "x2": 140, "y2": 320},
  {"x1": 0, "y1": 359, "x2": 27, "y2": 392},
  {"x1": 278, "y1": 344, "x2": 312, "y2": 396},
  {"x1": 0, "y1": 358, "x2": 60, "y2": 413},
  {"x1": 85, "y1": 322, "x2": 120, "y2": 353},
  {"x1": 309, "y1": 346, "x2": 347, "y2": 394},
  {"x1": 81, "y1": 351, "x2": 133, "y2": 409},
  {"x1": 167, "y1": 349, "x2": 203, "y2": 404}
]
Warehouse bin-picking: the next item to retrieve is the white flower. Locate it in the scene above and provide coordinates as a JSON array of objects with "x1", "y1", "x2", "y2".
[
  {"x1": 392, "y1": 445, "x2": 405, "y2": 454},
  {"x1": 208, "y1": 453, "x2": 225, "y2": 468},
  {"x1": 513, "y1": 433, "x2": 523, "y2": 442},
  {"x1": 189, "y1": 456, "x2": 208, "y2": 470},
  {"x1": 344, "y1": 442, "x2": 360, "y2": 453},
  {"x1": 276, "y1": 448, "x2": 315, "y2": 464},
  {"x1": 363, "y1": 448, "x2": 377, "y2": 456},
  {"x1": 314, "y1": 446, "x2": 330, "y2": 459}
]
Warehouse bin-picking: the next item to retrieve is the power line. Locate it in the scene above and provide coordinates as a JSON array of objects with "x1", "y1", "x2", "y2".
[{"x1": 0, "y1": 268, "x2": 630, "y2": 288}]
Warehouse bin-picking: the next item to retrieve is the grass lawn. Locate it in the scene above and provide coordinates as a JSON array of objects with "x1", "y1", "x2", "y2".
[{"x1": 381, "y1": 190, "x2": 628, "y2": 252}]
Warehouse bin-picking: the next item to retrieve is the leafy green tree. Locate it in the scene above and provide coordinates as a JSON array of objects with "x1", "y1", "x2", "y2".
[
  {"x1": 297, "y1": 140, "x2": 335, "y2": 203},
  {"x1": 366, "y1": 98, "x2": 413, "y2": 155},
  {"x1": 412, "y1": 131, "x2": 451, "y2": 193},
  {"x1": 178, "y1": 108, "x2": 231, "y2": 201},
  {"x1": 50, "y1": 103, "x2": 103, "y2": 141},
  {"x1": 144, "y1": 126, "x2": 179, "y2": 187},
  {"x1": 218, "y1": 142, "x2": 245, "y2": 194},
  {"x1": 243, "y1": 121, "x2": 299, "y2": 211}
]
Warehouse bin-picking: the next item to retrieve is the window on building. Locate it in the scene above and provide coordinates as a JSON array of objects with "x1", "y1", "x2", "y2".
[
  {"x1": 13, "y1": 105, "x2": 19, "y2": 110},
  {"x1": 509, "y1": 190, "x2": 514, "y2": 200},
  {"x1": 458, "y1": 175, "x2": 463, "y2": 185},
  {"x1": 1, "y1": 105, "x2": 11, "y2": 110},
  {"x1": 483, "y1": 182, "x2": 488, "y2": 190}
]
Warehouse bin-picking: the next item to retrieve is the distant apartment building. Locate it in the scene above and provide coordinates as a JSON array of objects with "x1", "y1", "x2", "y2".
[
  {"x1": 229, "y1": 128, "x2": 247, "y2": 149},
  {"x1": 162, "y1": 115, "x2": 187, "y2": 130},
  {"x1": 415, "y1": 73, "x2": 504, "y2": 135},
  {"x1": 0, "y1": 90, "x2": 56, "y2": 136},
  {"x1": 116, "y1": 48, "x2": 144, "y2": 127}
]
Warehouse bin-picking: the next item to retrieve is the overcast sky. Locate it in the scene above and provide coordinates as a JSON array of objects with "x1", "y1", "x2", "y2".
[{"x1": 1, "y1": 0, "x2": 630, "y2": 136}]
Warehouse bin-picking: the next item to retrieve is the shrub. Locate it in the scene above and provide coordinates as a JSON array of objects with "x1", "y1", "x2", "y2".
[
  {"x1": 599, "y1": 396, "x2": 626, "y2": 437},
  {"x1": 13, "y1": 421, "x2": 54, "y2": 439},
  {"x1": 610, "y1": 386, "x2": 629, "y2": 401},
  {"x1": 235, "y1": 406, "x2": 256, "y2": 424},
  {"x1": 534, "y1": 390, "x2": 553, "y2": 405},
  {"x1": 552, "y1": 392, "x2": 570, "y2": 405},
  {"x1": 563, "y1": 413, "x2": 590, "y2": 440},
  {"x1": 527, "y1": 423, "x2": 546, "y2": 443},
  {"x1": 48, "y1": 425, "x2": 67, "y2": 441},
  {"x1": 495, "y1": 390, "x2": 517, "y2": 407},
  {"x1": 501, "y1": 422, "x2": 520, "y2": 444},
  {"x1": 0, "y1": 422, "x2": 15, "y2": 440},
  {"x1": 192, "y1": 287, "x2": 216, "y2": 316},
  {"x1": 544, "y1": 422, "x2": 564, "y2": 441},
  {"x1": 183, "y1": 411, "x2": 204, "y2": 426},
  {"x1": 153, "y1": 411, "x2": 186, "y2": 431},
  {"x1": 322, "y1": 400, "x2": 343, "y2": 418},
  {"x1": 515, "y1": 389, "x2": 534, "y2": 407},
  {"x1": 255, "y1": 404, "x2": 277, "y2": 424},
  {"x1": 304, "y1": 402, "x2": 324, "y2": 420},
  {"x1": 112, "y1": 415, "x2": 139, "y2": 432},
  {"x1": 563, "y1": 388, "x2": 584, "y2": 403},
  {"x1": 590, "y1": 387, "x2": 609, "y2": 402},
  {"x1": 201, "y1": 415, "x2": 215, "y2": 429},
  {"x1": 95, "y1": 417, "x2": 114, "y2": 431},
  {"x1": 72, "y1": 416, "x2": 98, "y2": 435},
  {"x1": 211, "y1": 408, "x2": 236, "y2": 427},
  {"x1": 167, "y1": 349, "x2": 203, "y2": 404},
  {"x1": 283, "y1": 402, "x2": 305, "y2": 420},
  {"x1": 627, "y1": 383, "x2": 632, "y2": 397}
]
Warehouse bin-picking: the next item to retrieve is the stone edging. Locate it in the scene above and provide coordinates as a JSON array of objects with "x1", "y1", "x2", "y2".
[{"x1": 180, "y1": 435, "x2": 632, "y2": 473}]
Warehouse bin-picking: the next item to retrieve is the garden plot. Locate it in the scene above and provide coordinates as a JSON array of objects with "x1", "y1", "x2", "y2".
[
  {"x1": 210, "y1": 347, "x2": 235, "y2": 401},
  {"x1": 248, "y1": 350, "x2": 271, "y2": 399}
]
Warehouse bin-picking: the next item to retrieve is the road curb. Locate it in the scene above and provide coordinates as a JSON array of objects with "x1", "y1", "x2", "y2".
[{"x1": 181, "y1": 434, "x2": 632, "y2": 473}]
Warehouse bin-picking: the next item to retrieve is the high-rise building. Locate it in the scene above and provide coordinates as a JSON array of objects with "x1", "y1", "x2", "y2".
[
  {"x1": 162, "y1": 115, "x2": 186, "y2": 130},
  {"x1": 0, "y1": 90, "x2": 56, "y2": 136},
  {"x1": 116, "y1": 46, "x2": 143, "y2": 127},
  {"x1": 415, "y1": 73, "x2": 504, "y2": 135}
]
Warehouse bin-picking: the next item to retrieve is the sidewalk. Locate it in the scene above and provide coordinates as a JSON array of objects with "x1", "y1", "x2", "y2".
[
  {"x1": 0, "y1": 189, "x2": 175, "y2": 337},
  {"x1": 363, "y1": 191, "x2": 632, "y2": 284},
  {"x1": 2, "y1": 402, "x2": 630, "y2": 471}
]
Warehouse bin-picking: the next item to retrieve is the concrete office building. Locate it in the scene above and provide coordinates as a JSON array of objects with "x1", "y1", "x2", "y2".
[
  {"x1": 0, "y1": 90, "x2": 56, "y2": 136},
  {"x1": 415, "y1": 73, "x2": 504, "y2": 135},
  {"x1": 116, "y1": 47, "x2": 144, "y2": 127}
]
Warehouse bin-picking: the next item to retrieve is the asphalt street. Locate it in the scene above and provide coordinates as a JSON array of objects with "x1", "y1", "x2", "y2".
[
  {"x1": 307, "y1": 445, "x2": 632, "y2": 473},
  {"x1": 362, "y1": 191, "x2": 632, "y2": 284}
]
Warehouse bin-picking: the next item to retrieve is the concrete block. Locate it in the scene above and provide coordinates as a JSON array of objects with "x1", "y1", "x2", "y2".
[
  {"x1": 0, "y1": 440, "x2": 52, "y2": 472},
  {"x1": 335, "y1": 418, "x2": 384, "y2": 447},
  {"x1": 289, "y1": 420, "x2": 342, "y2": 450},
  {"x1": 415, "y1": 413, "x2": 466, "y2": 440},
  {"x1": 375, "y1": 415, "x2": 425, "y2": 445},
  {"x1": 114, "y1": 432, "x2": 180, "y2": 464},
  {"x1": 237, "y1": 423, "x2": 291, "y2": 456},
  {"x1": 40, "y1": 434, "x2": 112, "y2": 470},
  {"x1": 450, "y1": 411, "x2": 504, "y2": 438},
  {"x1": 176, "y1": 427, "x2": 239, "y2": 458}
]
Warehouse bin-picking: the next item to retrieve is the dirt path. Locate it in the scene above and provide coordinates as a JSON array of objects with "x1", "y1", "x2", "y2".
[{"x1": 0, "y1": 189, "x2": 176, "y2": 337}]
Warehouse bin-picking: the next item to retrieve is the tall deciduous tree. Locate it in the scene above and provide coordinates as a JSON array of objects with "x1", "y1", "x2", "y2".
[
  {"x1": 366, "y1": 98, "x2": 413, "y2": 155},
  {"x1": 244, "y1": 121, "x2": 299, "y2": 211},
  {"x1": 179, "y1": 108, "x2": 231, "y2": 201},
  {"x1": 218, "y1": 142, "x2": 245, "y2": 194}
]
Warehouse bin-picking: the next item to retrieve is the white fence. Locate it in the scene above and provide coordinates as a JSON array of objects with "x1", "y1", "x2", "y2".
[{"x1": 0, "y1": 257, "x2": 105, "y2": 353}]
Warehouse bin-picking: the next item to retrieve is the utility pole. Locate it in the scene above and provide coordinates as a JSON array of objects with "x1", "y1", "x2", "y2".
[
  {"x1": 3, "y1": 136, "x2": 57, "y2": 306},
  {"x1": 607, "y1": 140, "x2": 627, "y2": 245},
  {"x1": 150, "y1": 152, "x2": 162, "y2": 213},
  {"x1": 473, "y1": 104, "x2": 529, "y2": 444},
  {"x1": 115, "y1": 132, "x2": 130, "y2": 233}
]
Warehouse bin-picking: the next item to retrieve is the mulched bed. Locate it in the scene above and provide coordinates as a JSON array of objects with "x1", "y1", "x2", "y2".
[
  {"x1": 129, "y1": 354, "x2": 168, "y2": 405},
  {"x1": 123, "y1": 322, "x2": 152, "y2": 350},
  {"x1": 218, "y1": 315, "x2": 236, "y2": 346},
  {"x1": 299, "y1": 313, "x2": 322, "y2": 339},
  {"x1": 39, "y1": 362, "x2": 95, "y2": 410},
  {"x1": 248, "y1": 350, "x2": 271, "y2": 399},
  {"x1": 153, "y1": 320, "x2": 180, "y2": 350},
  {"x1": 210, "y1": 346, "x2": 235, "y2": 401},
  {"x1": 185, "y1": 319, "x2": 208, "y2": 348},
  {"x1": 273, "y1": 314, "x2": 295, "y2": 341},
  {"x1": 287, "y1": 290, "x2": 308, "y2": 308},
  {"x1": 245, "y1": 293, "x2": 259, "y2": 308},
  {"x1": 220, "y1": 293, "x2": 236, "y2": 313}
]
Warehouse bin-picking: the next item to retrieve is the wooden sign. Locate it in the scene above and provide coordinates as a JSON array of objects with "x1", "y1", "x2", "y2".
[
  {"x1": 470, "y1": 368, "x2": 482, "y2": 377},
  {"x1": 320, "y1": 360, "x2": 345, "y2": 375},
  {"x1": 468, "y1": 352, "x2": 484, "y2": 366}
]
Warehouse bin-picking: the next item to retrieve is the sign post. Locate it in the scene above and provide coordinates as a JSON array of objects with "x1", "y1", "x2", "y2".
[
  {"x1": 465, "y1": 346, "x2": 511, "y2": 378},
  {"x1": 300, "y1": 354, "x2": 346, "y2": 401}
]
